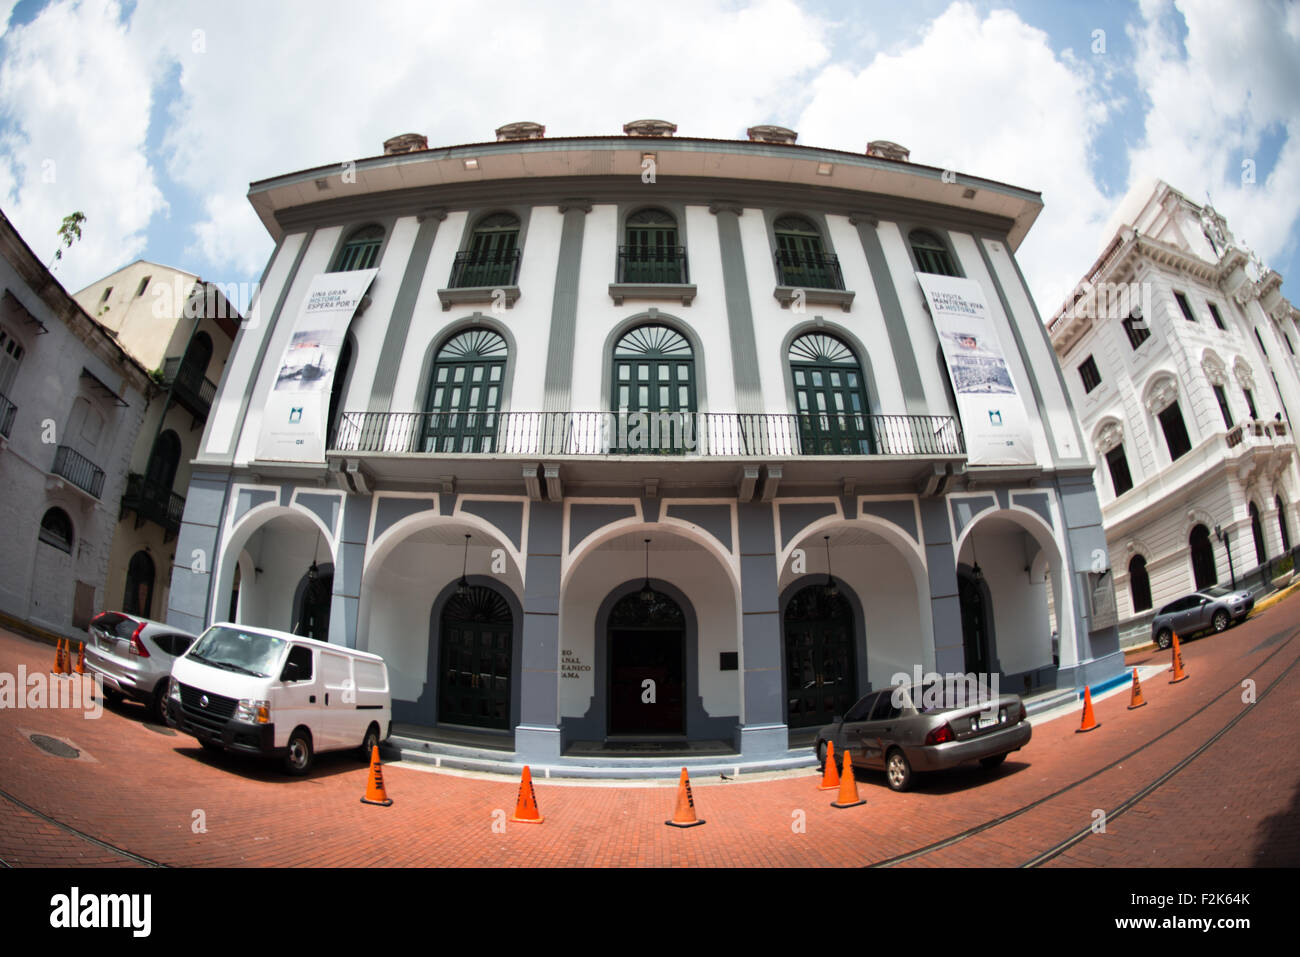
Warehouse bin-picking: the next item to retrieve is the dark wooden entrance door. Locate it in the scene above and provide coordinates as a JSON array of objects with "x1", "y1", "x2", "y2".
[
  {"x1": 438, "y1": 585, "x2": 512, "y2": 730},
  {"x1": 606, "y1": 590, "x2": 686, "y2": 736},
  {"x1": 783, "y1": 586, "x2": 856, "y2": 729},
  {"x1": 959, "y1": 572, "x2": 991, "y2": 675}
]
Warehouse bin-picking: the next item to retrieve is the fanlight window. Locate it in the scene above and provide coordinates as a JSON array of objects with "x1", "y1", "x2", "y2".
[
  {"x1": 788, "y1": 332, "x2": 872, "y2": 454},
  {"x1": 334, "y1": 225, "x2": 384, "y2": 272},
  {"x1": 423, "y1": 329, "x2": 508, "y2": 453}
]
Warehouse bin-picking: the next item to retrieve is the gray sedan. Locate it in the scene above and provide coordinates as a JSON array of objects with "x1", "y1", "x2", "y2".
[
  {"x1": 815, "y1": 682, "x2": 1031, "y2": 792},
  {"x1": 1150, "y1": 585, "x2": 1253, "y2": 649}
]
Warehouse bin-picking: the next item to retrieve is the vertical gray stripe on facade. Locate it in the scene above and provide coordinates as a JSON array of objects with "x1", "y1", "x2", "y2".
[
  {"x1": 228, "y1": 229, "x2": 316, "y2": 461},
  {"x1": 855, "y1": 222, "x2": 926, "y2": 412},
  {"x1": 542, "y1": 207, "x2": 588, "y2": 412},
  {"x1": 368, "y1": 216, "x2": 442, "y2": 412},
  {"x1": 713, "y1": 209, "x2": 763, "y2": 413},
  {"x1": 974, "y1": 238, "x2": 1068, "y2": 466},
  {"x1": 999, "y1": 240, "x2": 1090, "y2": 463}
]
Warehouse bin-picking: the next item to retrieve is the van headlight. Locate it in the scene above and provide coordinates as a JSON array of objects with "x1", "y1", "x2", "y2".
[
  {"x1": 169, "y1": 679, "x2": 182, "y2": 702},
  {"x1": 235, "y1": 699, "x2": 271, "y2": 724}
]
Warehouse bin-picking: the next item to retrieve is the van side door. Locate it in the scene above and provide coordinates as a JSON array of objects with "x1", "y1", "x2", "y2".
[
  {"x1": 277, "y1": 644, "x2": 318, "y2": 748},
  {"x1": 319, "y1": 649, "x2": 356, "y2": 750}
]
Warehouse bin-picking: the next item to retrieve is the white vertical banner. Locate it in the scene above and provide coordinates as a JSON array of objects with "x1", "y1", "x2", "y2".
[
  {"x1": 256, "y1": 269, "x2": 378, "y2": 462},
  {"x1": 917, "y1": 273, "x2": 1036, "y2": 466}
]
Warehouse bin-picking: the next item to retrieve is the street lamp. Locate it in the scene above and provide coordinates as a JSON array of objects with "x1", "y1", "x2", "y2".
[{"x1": 1215, "y1": 524, "x2": 1237, "y2": 590}]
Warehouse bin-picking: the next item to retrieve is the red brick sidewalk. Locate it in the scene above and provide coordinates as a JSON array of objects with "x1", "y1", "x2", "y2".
[{"x1": 0, "y1": 608, "x2": 1296, "y2": 867}]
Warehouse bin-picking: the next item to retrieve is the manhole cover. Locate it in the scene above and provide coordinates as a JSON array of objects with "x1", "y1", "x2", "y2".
[
  {"x1": 29, "y1": 734, "x2": 80, "y2": 759},
  {"x1": 143, "y1": 723, "x2": 177, "y2": 736}
]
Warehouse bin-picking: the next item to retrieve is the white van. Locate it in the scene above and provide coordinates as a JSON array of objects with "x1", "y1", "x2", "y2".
[{"x1": 165, "y1": 622, "x2": 391, "y2": 775}]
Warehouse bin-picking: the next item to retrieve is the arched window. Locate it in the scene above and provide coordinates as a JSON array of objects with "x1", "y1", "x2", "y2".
[
  {"x1": 423, "y1": 328, "x2": 508, "y2": 453},
  {"x1": 145, "y1": 430, "x2": 182, "y2": 492},
  {"x1": 333, "y1": 225, "x2": 384, "y2": 272},
  {"x1": 1189, "y1": 524, "x2": 1217, "y2": 590},
  {"x1": 612, "y1": 325, "x2": 696, "y2": 454},
  {"x1": 1129, "y1": 554, "x2": 1152, "y2": 612},
  {"x1": 123, "y1": 550, "x2": 155, "y2": 618},
  {"x1": 621, "y1": 208, "x2": 683, "y2": 283},
  {"x1": 453, "y1": 213, "x2": 521, "y2": 288},
  {"x1": 1277, "y1": 496, "x2": 1291, "y2": 553},
  {"x1": 1250, "y1": 502, "x2": 1267, "y2": 565},
  {"x1": 774, "y1": 215, "x2": 842, "y2": 289},
  {"x1": 910, "y1": 230, "x2": 958, "y2": 276},
  {"x1": 38, "y1": 507, "x2": 73, "y2": 554},
  {"x1": 788, "y1": 332, "x2": 872, "y2": 454}
]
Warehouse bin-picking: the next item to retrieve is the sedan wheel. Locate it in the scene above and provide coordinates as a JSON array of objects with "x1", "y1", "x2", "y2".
[
  {"x1": 1212, "y1": 610, "x2": 1229, "y2": 633},
  {"x1": 885, "y1": 749, "x2": 913, "y2": 792}
]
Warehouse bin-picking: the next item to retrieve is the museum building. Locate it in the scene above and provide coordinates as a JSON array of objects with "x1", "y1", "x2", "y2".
[{"x1": 167, "y1": 121, "x2": 1120, "y2": 770}]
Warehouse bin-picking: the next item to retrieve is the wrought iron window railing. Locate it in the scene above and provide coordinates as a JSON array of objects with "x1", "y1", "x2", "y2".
[
  {"x1": 617, "y1": 246, "x2": 689, "y2": 285},
  {"x1": 121, "y1": 472, "x2": 186, "y2": 536},
  {"x1": 447, "y1": 248, "x2": 522, "y2": 289},
  {"x1": 52, "y1": 445, "x2": 105, "y2": 498},
  {"x1": 774, "y1": 249, "x2": 845, "y2": 290},
  {"x1": 0, "y1": 390, "x2": 15, "y2": 438},
  {"x1": 162, "y1": 356, "x2": 217, "y2": 416},
  {"x1": 330, "y1": 411, "x2": 964, "y2": 458}
]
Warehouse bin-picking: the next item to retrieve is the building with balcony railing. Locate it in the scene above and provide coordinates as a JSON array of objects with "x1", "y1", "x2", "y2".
[
  {"x1": 1050, "y1": 180, "x2": 1300, "y2": 647},
  {"x1": 167, "y1": 121, "x2": 1117, "y2": 773},
  {"x1": 72, "y1": 262, "x2": 240, "y2": 622},
  {"x1": 0, "y1": 208, "x2": 152, "y2": 639}
]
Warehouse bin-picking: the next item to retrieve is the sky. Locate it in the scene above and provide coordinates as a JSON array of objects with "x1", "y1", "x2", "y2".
[{"x1": 0, "y1": 0, "x2": 1297, "y2": 321}]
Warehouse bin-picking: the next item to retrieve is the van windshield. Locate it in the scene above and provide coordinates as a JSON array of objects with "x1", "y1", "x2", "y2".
[{"x1": 187, "y1": 626, "x2": 287, "y2": 678}]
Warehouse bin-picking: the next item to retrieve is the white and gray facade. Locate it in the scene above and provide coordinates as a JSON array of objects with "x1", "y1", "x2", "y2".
[
  {"x1": 168, "y1": 127, "x2": 1120, "y2": 769},
  {"x1": 1051, "y1": 180, "x2": 1300, "y2": 645},
  {"x1": 0, "y1": 208, "x2": 153, "y2": 639}
]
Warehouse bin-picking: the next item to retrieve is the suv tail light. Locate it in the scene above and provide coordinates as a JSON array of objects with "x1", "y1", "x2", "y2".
[
  {"x1": 924, "y1": 723, "x2": 955, "y2": 746},
  {"x1": 127, "y1": 621, "x2": 150, "y2": 657}
]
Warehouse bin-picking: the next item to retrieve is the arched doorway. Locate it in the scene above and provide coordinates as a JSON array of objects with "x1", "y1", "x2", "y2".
[
  {"x1": 1250, "y1": 502, "x2": 1267, "y2": 565},
  {"x1": 123, "y1": 550, "x2": 155, "y2": 618},
  {"x1": 783, "y1": 584, "x2": 856, "y2": 729},
  {"x1": 1190, "y1": 524, "x2": 1217, "y2": 590},
  {"x1": 293, "y1": 563, "x2": 333, "y2": 642},
  {"x1": 607, "y1": 589, "x2": 686, "y2": 735},
  {"x1": 1129, "y1": 554, "x2": 1152, "y2": 612},
  {"x1": 958, "y1": 570, "x2": 993, "y2": 674},
  {"x1": 438, "y1": 584, "x2": 513, "y2": 730}
]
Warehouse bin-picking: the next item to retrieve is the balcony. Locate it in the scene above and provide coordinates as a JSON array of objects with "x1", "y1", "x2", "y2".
[
  {"x1": 331, "y1": 411, "x2": 964, "y2": 458},
  {"x1": 437, "y1": 249, "x2": 522, "y2": 311},
  {"x1": 609, "y1": 246, "x2": 696, "y2": 306},
  {"x1": 51, "y1": 445, "x2": 105, "y2": 498},
  {"x1": 120, "y1": 472, "x2": 186, "y2": 540},
  {"x1": 162, "y1": 356, "x2": 217, "y2": 421},
  {"x1": 773, "y1": 250, "x2": 854, "y2": 312},
  {"x1": 0, "y1": 389, "x2": 14, "y2": 438}
]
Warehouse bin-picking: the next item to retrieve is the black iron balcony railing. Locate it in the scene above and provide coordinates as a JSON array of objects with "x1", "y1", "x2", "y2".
[
  {"x1": 774, "y1": 249, "x2": 845, "y2": 290},
  {"x1": 51, "y1": 445, "x2": 105, "y2": 498},
  {"x1": 121, "y1": 472, "x2": 186, "y2": 538},
  {"x1": 0, "y1": 389, "x2": 15, "y2": 438},
  {"x1": 331, "y1": 411, "x2": 964, "y2": 458},
  {"x1": 448, "y1": 248, "x2": 522, "y2": 289},
  {"x1": 162, "y1": 356, "x2": 217, "y2": 419},
  {"x1": 617, "y1": 245, "x2": 689, "y2": 285}
]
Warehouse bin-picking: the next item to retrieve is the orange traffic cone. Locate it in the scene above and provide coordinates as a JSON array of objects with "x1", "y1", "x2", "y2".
[
  {"x1": 1127, "y1": 669, "x2": 1147, "y2": 710},
  {"x1": 819, "y1": 740, "x2": 840, "y2": 791},
  {"x1": 830, "y1": 748, "x2": 866, "y2": 808},
  {"x1": 1076, "y1": 685, "x2": 1101, "y2": 733},
  {"x1": 360, "y1": 745, "x2": 393, "y2": 806},
  {"x1": 665, "y1": 768, "x2": 705, "y2": 828},
  {"x1": 509, "y1": 765, "x2": 544, "y2": 823},
  {"x1": 1169, "y1": 632, "x2": 1189, "y2": 684},
  {"x1": 74, "y1": 642, "x2": 86, "y2": 675},
  {"x1": 52, "y1": 639, "x2": 63, "y2": 674}
]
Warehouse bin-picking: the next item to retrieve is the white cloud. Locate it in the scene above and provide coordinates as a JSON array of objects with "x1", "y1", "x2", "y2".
[
  {"x1": 795, "y1": 2, "x2": 1115, "y2": 314},
  {"x1": 0, "y1": 0, "x2": 166, "y2": 291}
]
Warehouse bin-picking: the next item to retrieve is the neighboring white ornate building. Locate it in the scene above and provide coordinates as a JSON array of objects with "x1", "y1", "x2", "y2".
[
  {"x1": 166, "y1": 123, "x2": 1120, "y2": 773},
  {"x1": 1050, "y1": 180, "x2": 1300, "y2": 645},
  {"x1": 71, "y1": 262, "x2": 240, "y2": 626}
]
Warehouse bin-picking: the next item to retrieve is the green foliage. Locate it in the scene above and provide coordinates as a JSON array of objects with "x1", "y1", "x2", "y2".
[{"x1": 53, "y1": 211, "x2": 86, "y2": 265}]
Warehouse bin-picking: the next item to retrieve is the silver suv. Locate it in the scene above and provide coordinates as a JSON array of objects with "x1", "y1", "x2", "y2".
[
  {"x1": 85, "y1": 612, "x2": 198, "y2": 721},
  {"x1": 1150, "y1": 585, "x2": 1253, "y2": 649}
]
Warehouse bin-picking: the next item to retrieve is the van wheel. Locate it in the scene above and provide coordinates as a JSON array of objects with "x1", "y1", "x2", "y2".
[
  {"x1": 284, "y1": 729, "x2": 313, "y2": 775},
  {"x1": 359, "y1": 723, "x2": 381, "y2": 763}
]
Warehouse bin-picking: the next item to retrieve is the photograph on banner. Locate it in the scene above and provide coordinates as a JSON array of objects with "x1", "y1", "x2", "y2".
[
  {"x1": 918, "y1": 273, "x2": 1036, "y2": 466},
  {"x1": 257, "y1": 268, "x2": 378, "y2": 462}
]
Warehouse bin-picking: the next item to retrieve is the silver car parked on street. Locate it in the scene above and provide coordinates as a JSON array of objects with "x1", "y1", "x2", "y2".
[
  {"x1": 85, "y1": 612, "x2": 198, "y2": 722},
  {"x1": 1150, "y1": 585, "x2": 1253, "y2": 649},
  {"x1": 815, "y1": 681, "x2": 1031, "y2": 792}
]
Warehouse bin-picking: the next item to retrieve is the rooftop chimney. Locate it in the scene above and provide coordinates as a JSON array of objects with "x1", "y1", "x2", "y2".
[
  {"x1": 747, "y1": 125, "x2": 797, "y2": 145},
  {"x1": 623, "y1": 119, "x2": 677, "y2": 137},
  {"x1": 495, "y1": 121, "x2": 546, "y2": 142},
  {"x1": 866, "y1": 140, "x2": 909, "y2": 162},
  {"x1": 383, "y1": 133, "x2": 428, "y2": 155}
]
